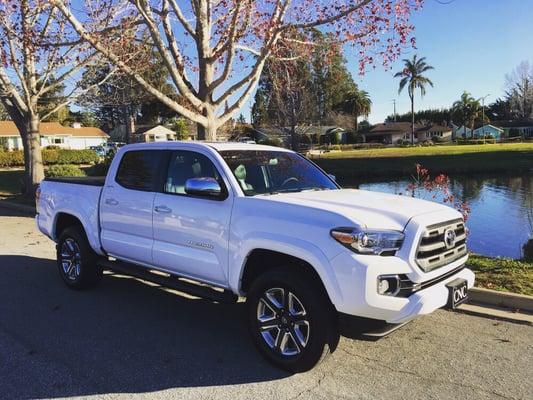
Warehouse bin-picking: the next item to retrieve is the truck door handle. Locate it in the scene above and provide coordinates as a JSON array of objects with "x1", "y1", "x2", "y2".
[
  {"x1": 154, "y1": 205, "x2": 172, "y2": 214},
  {"x1": 105, "y1": 198, "x2": 119, "y2": 206}
]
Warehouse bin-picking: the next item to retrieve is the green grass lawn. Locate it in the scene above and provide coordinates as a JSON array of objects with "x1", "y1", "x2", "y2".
[
  {"x1": 312, "y1": 142, "x2": 533, "y2": 180},
  {"x1": 467, "y1": 254, "x2": 533, "y2": 296},
  {"x1": 315, "y1": 142, "x2": 533, "y2": 159}
]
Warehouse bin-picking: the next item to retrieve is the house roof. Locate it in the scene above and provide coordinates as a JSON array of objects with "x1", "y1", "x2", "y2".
[
  {"x1": 473, "y1": 124, "x2": 504, "y2": 132},
  {"x1": 417, "y1": 124, "x2": 452, "y2": 133},
  {"x1": 369, "y1": 122, "x2": 451, "y2": 135},
  {"x1": 134, "y1": 125, "x2": 176, "y2": 136},
  {"x1": 370, "y1": 122, "x2": 415, "y2": 134},
  {"x1": 0, "y1": 121, "x2": 108, "y2": 137}
]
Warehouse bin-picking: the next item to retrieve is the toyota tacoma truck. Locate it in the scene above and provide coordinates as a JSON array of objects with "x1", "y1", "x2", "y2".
[{"x1": 36, "y1": 142, "x2": 474, "y2": 372}]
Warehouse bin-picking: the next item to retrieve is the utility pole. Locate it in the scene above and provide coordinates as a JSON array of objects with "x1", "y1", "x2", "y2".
[
  {"x1": 391, "y1": 99, "x2": 397, "y2": 122},
  {"x1": 479, "y1": 94, "x2": 490, "y2": 141}
]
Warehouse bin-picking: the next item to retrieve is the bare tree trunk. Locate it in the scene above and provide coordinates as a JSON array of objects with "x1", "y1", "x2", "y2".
[
  {"x1": 123, "y1": 107, "x2": 135, "y2": 143},
  {"x1": 290, "y1": 125, "x2": 299, "y2": 151},
  {"x1": 25, "y1": 114, "x2": 44, "y2": 198},
  {"x1": 354, "y1": 112, "x2": 359, "y2": 133}
]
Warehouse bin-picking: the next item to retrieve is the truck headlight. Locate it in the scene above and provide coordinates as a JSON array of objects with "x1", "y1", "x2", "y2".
[{"x1": 330, "y1": 227, "x2": 404, "y2": 255}]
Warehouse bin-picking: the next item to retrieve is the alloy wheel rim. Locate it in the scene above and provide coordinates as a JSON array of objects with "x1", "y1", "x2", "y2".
[
  {"x1": 60, "y1": 238, "x2": 82, "y2": 281},
  {"x1": 256, "y1": 287, "x2": 310, "y2": 356}
]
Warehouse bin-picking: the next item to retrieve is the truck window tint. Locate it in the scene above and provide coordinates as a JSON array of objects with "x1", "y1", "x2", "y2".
[
  {"x1": 165, "y1": 151, "x2": 221, "y2": 194},
  {"x1": 219, "y1": 150, "x2": 338, "y2": 195},
  {"x1": 116, "y1": 150, "x2": 164, "y2": 191}
]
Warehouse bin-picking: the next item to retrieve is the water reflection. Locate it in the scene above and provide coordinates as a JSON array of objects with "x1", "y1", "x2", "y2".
[{"x1": 343, "y1": 174, "x2": 533, "y2": 259}]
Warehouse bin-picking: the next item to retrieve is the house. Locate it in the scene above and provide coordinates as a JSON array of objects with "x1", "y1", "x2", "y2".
[
  {"x1": 134, "y1": 125, "x2": 178, "y2": 142},
  {"x1": 453, "y1": 125, "x2": 473, "y2": 139},
  {"x1": 472, "y1": 124, "x2": 504, "y2": 140},
  {"x1": 415, "y1": 124, "x2": 453, "y2": 141},
  {"x1": 0, "y1": 121, "x2": 109, "y2": 151},
  {"x1": 367, "y1": 122, "x2": 452, "y2": 144},
  {"x1": 492, "y1": 120, "x2": 533, "y2": 139}
]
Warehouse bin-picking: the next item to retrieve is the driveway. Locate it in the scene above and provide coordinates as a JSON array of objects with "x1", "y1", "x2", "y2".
[{"x1": 0, "y1": 207, "x2": 531, "y2": 400}]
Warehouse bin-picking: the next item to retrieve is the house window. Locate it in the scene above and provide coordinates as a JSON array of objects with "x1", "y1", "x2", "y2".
[{"x1": 53, "y1": 137, "x2": 64, "y2": 144}]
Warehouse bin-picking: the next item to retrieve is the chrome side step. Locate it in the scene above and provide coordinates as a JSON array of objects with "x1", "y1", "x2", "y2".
[{"x1": 98, "y1": 258, "x2": 238, "y2": 304}]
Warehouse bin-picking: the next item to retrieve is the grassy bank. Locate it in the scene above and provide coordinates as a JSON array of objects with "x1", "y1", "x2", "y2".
[
  {"x1": 467, "y1": 254, "x2": 533, "y2": 296},
  {"x1": 312, "y1": 142, "x2": 533, "y2": 180}
]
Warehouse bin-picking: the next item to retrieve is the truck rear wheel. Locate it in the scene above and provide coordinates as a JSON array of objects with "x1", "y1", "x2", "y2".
[
  {"x1": 247, "y1": 267, "x2": 336, "y2": 372},
  {"x1": 57, "y1": 226, "x2": 102, "y2": 290}
]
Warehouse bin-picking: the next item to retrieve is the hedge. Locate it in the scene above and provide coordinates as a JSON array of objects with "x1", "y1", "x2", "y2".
[
  {"x1": 45, "y1": 164, "x2": 86, "y2": 178},
  {"x1": 0, "y1": 149, "x2": 99, "y2": 167}
]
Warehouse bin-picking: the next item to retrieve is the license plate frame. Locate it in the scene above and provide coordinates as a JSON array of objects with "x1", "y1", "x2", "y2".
[{"x1": 446, "y1": 278, "x2": 468, "y2": 309}]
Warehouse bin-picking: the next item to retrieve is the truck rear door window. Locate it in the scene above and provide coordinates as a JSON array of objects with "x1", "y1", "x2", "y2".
[{"x1": 116, "y1": 150, "x2": 167, "y2": 191}]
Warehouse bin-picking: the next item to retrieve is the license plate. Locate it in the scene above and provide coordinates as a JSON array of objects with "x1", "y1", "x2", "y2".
[{"x1": 446, "y1": 278, "x2": 468, "y2": 309}]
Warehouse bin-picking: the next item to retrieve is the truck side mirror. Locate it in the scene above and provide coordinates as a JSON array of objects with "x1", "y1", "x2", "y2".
[{"x1": 185, "y1": 177, "x2": 222, "y2": 198}]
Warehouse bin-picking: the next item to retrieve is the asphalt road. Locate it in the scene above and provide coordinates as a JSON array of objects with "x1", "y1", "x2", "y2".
[{"x1": 0, "y1": 207, "x2": 532, "y2": 400}]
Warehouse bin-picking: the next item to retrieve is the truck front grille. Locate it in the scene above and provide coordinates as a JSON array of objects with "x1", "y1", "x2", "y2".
[{"x1": 416, "y1": 218, "x2": 467, "y2": 272}]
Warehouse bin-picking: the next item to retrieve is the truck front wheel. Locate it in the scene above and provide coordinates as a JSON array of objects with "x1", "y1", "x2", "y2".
[
  {"x1": 57, "y1": 226, "x2": 102, "y2": 290},
  {"x1": 247, "y1": 267, "x2": 336, "y2": 372}
]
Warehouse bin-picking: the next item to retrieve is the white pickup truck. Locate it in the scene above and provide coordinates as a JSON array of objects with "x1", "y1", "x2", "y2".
[{"x1": 36, "y1": 142, "x2": 474, "y2": 371}]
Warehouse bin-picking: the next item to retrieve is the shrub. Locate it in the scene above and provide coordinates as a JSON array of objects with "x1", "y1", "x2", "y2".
[
  {"x1": 86, "y1": 154, "x2": 114, "y2": 176},
  {"x1": 0, "y1": 150, "x2": 24, "y2": 167},
  {"x1": 57, "y1": 149, "x2": 99, "y2": 164},
  {"x1": 45, "y1": 164, "x2": 86, "y2": 178},
  {"x1": 431, "y1": 135, "x2": 445, "y2": 143},
  {"x1": 42, "y1": 149, "x2": 59, "y2": 164},
  {"x1": 0, "y1": 149, "x2": 100, "y2": 167},
  {"x1": 45, "y1": 145, "x2": 61, "y2": 150},
  {"x1": 346, "y1": 131, "x2": 365, "y2": 144}
]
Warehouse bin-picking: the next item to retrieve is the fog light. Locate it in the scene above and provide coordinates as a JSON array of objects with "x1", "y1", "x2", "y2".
[
  {"x1": 377, "y1": 279, "x2": 390, "y2": 294},
  {"x1": 377, "y1": 275, "x2": 400, "y2": 296}
]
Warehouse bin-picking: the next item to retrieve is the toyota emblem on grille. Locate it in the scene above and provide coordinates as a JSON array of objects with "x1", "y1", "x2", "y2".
[{"x1": 444, "y1": 228, "x2": 457, "y2": 249}]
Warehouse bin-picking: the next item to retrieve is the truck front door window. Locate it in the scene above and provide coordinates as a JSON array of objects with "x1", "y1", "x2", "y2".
[
  {"x1": 219, "y1": 150, "x2": 338, "y2": 195},
  {"x1": 165, "y1": 151, "x2": 222, "y2": 195}
]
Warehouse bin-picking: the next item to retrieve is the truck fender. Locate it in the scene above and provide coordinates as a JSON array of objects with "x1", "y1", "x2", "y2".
[{"x1": 231, "y1": 232, "x2": 343, "y2": 304}]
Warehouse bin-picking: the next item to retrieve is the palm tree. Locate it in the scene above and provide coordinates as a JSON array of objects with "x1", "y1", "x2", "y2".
[
  {"x1": 452, "y1": 91, "x2": 482, "y2": 138},
  {"x1": 394, "y1": 55, "x2": 434, "y2": 144},
  {"x1": 341, "y1": 89, "x2": 372, "y2": 133}
]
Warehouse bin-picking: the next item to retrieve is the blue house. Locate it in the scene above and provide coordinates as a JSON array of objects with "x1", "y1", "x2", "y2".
[{"x1": 472, "y1": 124, "x2": 504, "y2": 140}]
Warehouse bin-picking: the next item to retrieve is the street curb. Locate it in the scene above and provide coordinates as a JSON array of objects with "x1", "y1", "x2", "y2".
[
  {"x1": 0, "y1": 199, "x2": 36, "y2": 215},
  {"x1": 456, "y1": 303, "x2": 533, "y2": 326},
  {"x1": 468, "y1": 287, "x2": 533, "y2": 313}
]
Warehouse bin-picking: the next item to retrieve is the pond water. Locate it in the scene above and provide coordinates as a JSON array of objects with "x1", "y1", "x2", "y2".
[{"x1": 343, "y1": 174, "x2": 533, "y2": 259}]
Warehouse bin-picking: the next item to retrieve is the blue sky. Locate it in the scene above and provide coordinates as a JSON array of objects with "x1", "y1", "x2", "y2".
[
  {"x1": 241, "y1": 0, "x2": 533, "y2": 124},
  {"x1": 349, "y1": 0, "x2": 533, "y2": 123}
]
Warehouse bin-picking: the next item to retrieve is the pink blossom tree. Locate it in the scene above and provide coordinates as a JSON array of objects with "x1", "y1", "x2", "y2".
[
  {"x1": 52, "y1": 0, "x2": 423, "y2": 140},
  {"x1": 0, "y1": 0, "x2": 116, "y2": 197}
]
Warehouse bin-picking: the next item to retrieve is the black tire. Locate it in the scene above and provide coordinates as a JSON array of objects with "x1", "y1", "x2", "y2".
[
  {"x1": 56, "y1": 226, "x2": 102, "y2": 290},
  {"x1": 247, "y1": 267, "x2": 337, "y2": 372}
]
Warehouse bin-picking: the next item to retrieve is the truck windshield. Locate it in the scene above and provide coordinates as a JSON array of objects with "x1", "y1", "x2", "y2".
[{"x1": 219, "y1": 150, "x2": 338, "y2": 195}]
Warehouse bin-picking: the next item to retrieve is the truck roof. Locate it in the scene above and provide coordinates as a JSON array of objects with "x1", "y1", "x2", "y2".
[{"x1": 119, "y1": 141, "x2": 292, "y2": 153}]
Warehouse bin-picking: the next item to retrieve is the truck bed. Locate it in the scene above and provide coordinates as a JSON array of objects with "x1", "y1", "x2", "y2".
[{"x1": 44, "y1": 176, "x2": 105, "y2": 186}]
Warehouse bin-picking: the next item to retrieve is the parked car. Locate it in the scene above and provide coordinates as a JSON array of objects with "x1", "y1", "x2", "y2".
[
  {"x1": 89, "y1": 145, "x2": 106, "y2": 157},
  {"x1": 36, "y1": 142, "x2": 473, "y2": 371}
]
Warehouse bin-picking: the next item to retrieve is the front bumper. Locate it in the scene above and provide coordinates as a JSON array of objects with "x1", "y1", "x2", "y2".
[{"x1": 329, "y1": 250, "x2": 474, "y2": 324}]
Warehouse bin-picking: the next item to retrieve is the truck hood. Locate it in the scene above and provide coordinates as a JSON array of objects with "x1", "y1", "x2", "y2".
[{"x1": 262, "y1": 188, "x2": 457, "y2": 231}]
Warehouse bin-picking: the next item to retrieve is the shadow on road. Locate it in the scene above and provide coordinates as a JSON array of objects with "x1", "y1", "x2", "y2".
[{"x1": 0, "y1": 255, "x2": 289, "y2": 399}]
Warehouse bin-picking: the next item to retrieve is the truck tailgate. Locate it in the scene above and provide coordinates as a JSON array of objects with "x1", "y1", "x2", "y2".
[{"x1": 36, "y1": 179, "x2": 104, "y2": 254}]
